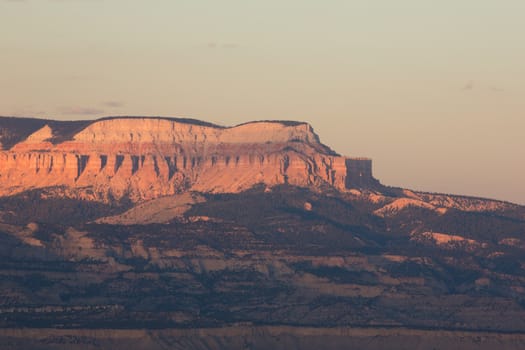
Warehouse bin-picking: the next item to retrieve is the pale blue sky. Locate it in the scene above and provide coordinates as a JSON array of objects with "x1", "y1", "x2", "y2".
[{"x1": 1, "y1": 0, "x2": 524, "y2": 203}]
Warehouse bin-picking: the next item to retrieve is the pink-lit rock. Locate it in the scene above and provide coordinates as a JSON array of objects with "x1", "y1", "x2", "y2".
[{"x1": 0, "y1": 118, "x2": 376, "y2": 202}]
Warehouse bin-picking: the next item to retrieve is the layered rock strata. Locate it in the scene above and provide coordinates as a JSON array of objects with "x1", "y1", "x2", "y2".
[{"x1": 0, "y1": 117, "x2": 377, "y2": 202}]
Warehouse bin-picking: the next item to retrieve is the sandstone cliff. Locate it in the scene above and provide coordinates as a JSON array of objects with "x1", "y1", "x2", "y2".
[{"x1": 0, "y1": 117, "x2": 378, "y2": 202}]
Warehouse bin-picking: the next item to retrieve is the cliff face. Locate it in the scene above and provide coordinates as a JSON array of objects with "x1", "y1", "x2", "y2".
[{"x1": 0, "y1": 117, "x2": 377, "y2": 202}]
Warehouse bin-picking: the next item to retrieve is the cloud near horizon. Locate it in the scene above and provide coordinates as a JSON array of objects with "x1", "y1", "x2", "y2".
[
  {"x1": 207, "y1": 42, "x2": 240, "y2": 49},
  {"x1": 58, "y1": 106, "x2": 105, "y2": 116},
  {"x1": 103, "y1": 101, "x2": 124, "y2": 108},
  {"x1": 462, "y1": 81, "x2": 474, "y2": 91}
]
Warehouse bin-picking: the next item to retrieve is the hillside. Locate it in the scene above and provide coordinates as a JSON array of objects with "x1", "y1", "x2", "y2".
[{"x1": 0, "y1": 116, "x2": 524, "y2": 349}]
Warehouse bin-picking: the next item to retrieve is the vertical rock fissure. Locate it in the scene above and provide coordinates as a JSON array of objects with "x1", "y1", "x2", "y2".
[
  {"x1": 77, "y1": 155, "x2": 89, "y2": 179},
  {"x1": 282, "y1": 155, "x2": 290, "y2": 184},
  {"x1": 153, "y1": 156, "x2": 160, "y2": 176},
  {"x1": 115, "y1": 155, "x2": 124, "y2": 173},
  {"x1": 48, "y1": 155, "x2": 54, "y2": 173},
  {"x1": 131, "y1": 156, "x2": 140, "y2": 175},
  {"x1": 100, "y1": 155, "x2": 107, "y2": 170}
]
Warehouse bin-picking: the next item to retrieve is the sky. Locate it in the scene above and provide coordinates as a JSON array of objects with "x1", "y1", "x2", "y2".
[{"x1": 1, "y1": 0, "x2": 524, "y2": 204}]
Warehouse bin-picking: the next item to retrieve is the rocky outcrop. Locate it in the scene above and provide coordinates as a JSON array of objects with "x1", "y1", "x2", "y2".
[{"x1": 0, "y1": 117, "x2": 378, "y2": 202}]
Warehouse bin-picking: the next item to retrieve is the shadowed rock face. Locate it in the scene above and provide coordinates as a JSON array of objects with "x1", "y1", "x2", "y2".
[{"x1": 0, "y1": 117, "x2": 377, "y2": 202}]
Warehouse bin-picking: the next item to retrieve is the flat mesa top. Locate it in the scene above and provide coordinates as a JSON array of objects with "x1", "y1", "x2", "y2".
[
  {"x1": 0, "y1": 116, "x2": 316, "y2": 150},
  {"x1": 0, "y1": 115, "x2": 307, "y2": 129}
]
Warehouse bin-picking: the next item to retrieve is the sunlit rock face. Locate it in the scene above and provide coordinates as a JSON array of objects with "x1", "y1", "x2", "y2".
[{"x1": 0, "y1": 117, "x2": 378, "y2": 202}]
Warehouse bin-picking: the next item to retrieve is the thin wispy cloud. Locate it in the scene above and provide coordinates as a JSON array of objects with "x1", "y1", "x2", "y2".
[
  {"x1": 207, "y1": 42, "x2": 240, "y2": 49},
  {"x1": 103, "y1": 101, "x2": 124, "y2": 108},
  {"x1": 222, "y1": 43, "x2": 239, "y2": 49},
  {"x1": 4, "y1": 0, "x2": 102, "y2": 3},
  {"x1": 462, "y1": 81, "x2": 474, "y2": 91},
  {"x1": 490, "y1": 86, "x2": 505, "y2": 93},
  {"x1": 4, "y1": 109, "x2": 47, "y2": 117},
  {"x1": 58, "y1": 106, "x2": 104, "y2": 116},
  {"x1": 64, "y1": 75, "x2": 88, "y2": 81},
  {"x1": 461, "y1": 81, "x2": 506, "y2": 93}
]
